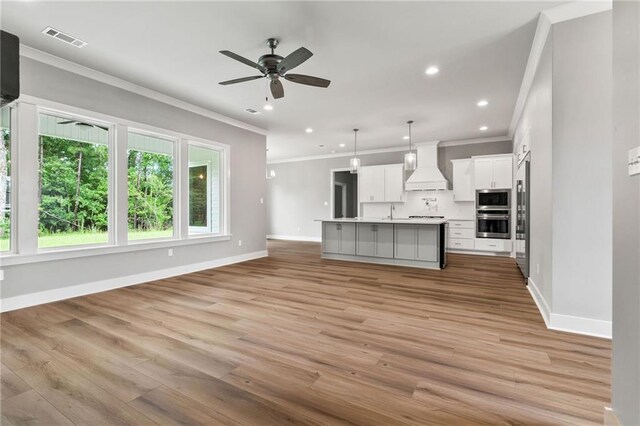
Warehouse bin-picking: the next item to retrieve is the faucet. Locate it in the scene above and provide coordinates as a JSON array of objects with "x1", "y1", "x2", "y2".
[{"x1": 389, "y1": 203, "x2": 395, "y2": 220}]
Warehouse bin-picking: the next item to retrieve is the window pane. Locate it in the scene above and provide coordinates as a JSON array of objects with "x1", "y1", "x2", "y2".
[
  {"x1": 188, "y1": 145, "x2": 220, "y2": 235},
  {"x1": 38, "y1": 112, "x2": 109, "y2": 248},
  {"x1": 127, "y1": 133, "x2": 174, "y2": 240},
  {"x1": 1, "y1": 107, "x2": 11, "y2": 252}
]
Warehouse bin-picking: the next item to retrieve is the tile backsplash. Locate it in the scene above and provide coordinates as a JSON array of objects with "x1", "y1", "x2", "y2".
[{"x1": 361, "y1": 190, "x2": 475, "y2": 220}]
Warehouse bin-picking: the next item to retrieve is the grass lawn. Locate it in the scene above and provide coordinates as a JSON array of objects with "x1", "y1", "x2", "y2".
[{"x1": 0, "y1": 229, "x2": 174, "y2": 251}]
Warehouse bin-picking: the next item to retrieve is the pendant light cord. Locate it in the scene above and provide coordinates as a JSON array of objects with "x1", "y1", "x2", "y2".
[
  {"x1": 407, "y1": 120, "x2": 414, "y2": 152},
  {"x1": 353, "y1": 129, "x2": 359, "y2": 156}
]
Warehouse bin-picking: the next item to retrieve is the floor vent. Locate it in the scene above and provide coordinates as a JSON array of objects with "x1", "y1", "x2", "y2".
[
  {"x1": 245, "y1": 108, "x2": 261, "y2": 115},
  {"x1": 42, "y1": 27, "x2": 87, "y2": 48}
]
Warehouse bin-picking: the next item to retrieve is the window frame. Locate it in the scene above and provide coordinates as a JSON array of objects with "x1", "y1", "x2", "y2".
[
  {"x1": 126, "y1": 127, "x2": 179, "y2": 244},
  {"x1": 1, "y1": 95, "x2": 231, "y2": 266},
  {"x1": 36, "y1": 107, "x2": 116, "y2": 252},
  {"x1": 186, "y1": 140, "x2": 228, "y2": 239},
  {"x1": 0, "y1": 105, "x2": 17, "y2": 254}
]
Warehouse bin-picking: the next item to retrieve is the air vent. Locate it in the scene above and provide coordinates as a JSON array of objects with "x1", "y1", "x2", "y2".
[
  {"x1": 244, "y1": 108, "x2": 261, "y2": 115},
  {"x1": 41, "y1": 27, "x2": 87, "y2": 48}
]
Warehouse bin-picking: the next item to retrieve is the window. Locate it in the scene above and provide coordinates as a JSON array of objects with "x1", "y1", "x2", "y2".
[
  {"x1": 127, "y1": 132, "x2": 175, "y2": 241},
  {"x1": 38, "y1": 112, "x2": 110, "y2": 248},
  {"x1": 188, "y1": 144, "x2": 221, "y2": 235},
  {"x1": 0, "y1": 107, "x2": 11, "y2": 252}
]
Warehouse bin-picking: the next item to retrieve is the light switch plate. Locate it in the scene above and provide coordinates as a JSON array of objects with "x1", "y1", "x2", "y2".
[{"x1": 629, "y1": 146, "x2": 640, "y2": 176}]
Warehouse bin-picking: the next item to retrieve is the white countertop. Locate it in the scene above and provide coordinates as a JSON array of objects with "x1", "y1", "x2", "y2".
[{"x1": 318, "y1": 218, "x2": 448, "y2": 225}]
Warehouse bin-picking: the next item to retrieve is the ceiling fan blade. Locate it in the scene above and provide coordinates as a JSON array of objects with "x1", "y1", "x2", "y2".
[
  {"x1": 57, "y1": 120, "x2": 76, "y2": 125},
  {"x1": 277, "y1": 47, "x2": 313, "y2": 74},
  {"x1": 270, "y1": 79, "x2": 284, "y2": 99},
  {"x1": 219, "y1": 75, "x2": 264, "y2": 86},
  {"x1": 284, "y1": 74, "x2": 331, "y2": 88},
  {"x1": 219, "y1": 50, "x2": 265, "y2": 72}
]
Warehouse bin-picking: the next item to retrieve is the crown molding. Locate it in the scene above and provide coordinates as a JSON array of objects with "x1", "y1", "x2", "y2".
[
  {"x1": 19, "y1": 44, "x2": 268, "y2": 136},
  {"x1": 439, "y1": 136, "x2": 511, "y2": 147},
  {"x1": 508, "y1": 0, "x2": 612, "y2": 137},
  {"x1": 267, "y1": 146, "x2": 406, "y2": 165},
  {"x1": 267, "y1": 136, "x2": 510, "y2": 165}
]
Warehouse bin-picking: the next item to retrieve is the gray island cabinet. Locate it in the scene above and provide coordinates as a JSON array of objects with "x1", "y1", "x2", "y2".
[{"x1": 320, "y1": 219, "x2": 448, "y2": 269}]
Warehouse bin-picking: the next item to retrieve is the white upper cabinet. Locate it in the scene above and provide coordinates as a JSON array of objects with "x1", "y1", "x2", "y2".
[
  {"x1": 383, "y1": 164, "x2": 404, "y2": 202},
  {"x1": 474, "y1": 158, "x2": 495, "y2": 190},
  {"x1": 451, "y1": 159, "x2": 475, "y2": 202},
  {"x1": 359, "y1": 166, "x2": 385, "y2": 202},
  {"x1": 493, "y1": 157, "x2": 513, "y2": 189},
  {"x1": 360, "y1": 164, "x2": 404, "y2": 203},
  {"x1": 473, "y1": 155, "x2": 513, "y2": 190}
]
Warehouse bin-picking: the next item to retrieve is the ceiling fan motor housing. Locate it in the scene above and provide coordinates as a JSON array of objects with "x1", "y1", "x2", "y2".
[{"x1": 258, "y1": 54, "x2": 284, "y2": 76}]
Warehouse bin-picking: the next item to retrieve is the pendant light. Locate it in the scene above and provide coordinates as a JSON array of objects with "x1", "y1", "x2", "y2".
[
  {"x1": 404, "y1": 120, "x2": 417, "y2": 171},
  {"x1": 349, "y1": 128, "x2": 360, "y2": 174}
]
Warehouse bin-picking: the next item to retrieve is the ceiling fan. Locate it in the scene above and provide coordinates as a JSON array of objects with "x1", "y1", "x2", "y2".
[
  {"x1": 58, "y1": 120, "x2": 108, "y2": 131},
  {"x1": 218, "y1": 38, "x2": 331, "y2": 100}
]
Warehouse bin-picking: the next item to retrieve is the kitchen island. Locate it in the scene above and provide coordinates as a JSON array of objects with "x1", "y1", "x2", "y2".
[{"x1": 320, "y1": 218, "x2": 448, "y2": 269}]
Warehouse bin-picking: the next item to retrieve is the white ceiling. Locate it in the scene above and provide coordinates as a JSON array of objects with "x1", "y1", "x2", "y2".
[{"x1": 2, "y1": 1, "x2": 565, "y2": 161}]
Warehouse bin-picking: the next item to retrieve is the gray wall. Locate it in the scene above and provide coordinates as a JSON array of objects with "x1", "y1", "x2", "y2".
[
  {"x1": 1, "y1": 57, "x2": 267, "y2": 300},
  {"x1": 514, "y1": 12, "x2": 613, "y2": 328},
  {"x1": 515, "y1": 34, "x2": 554, "y2": 306},
  {"x1": 551, "y1": 12, "x2": 612, "y2": 322},
  {"x1": 267, "y1": 151, "x2": 404, "y2": 239},
  {"x1": 612, "y1": 0, "x2": 640, "y2": 423},
  {"x1": 267, "y1": 140, "x2": 511, "y2": 239}
]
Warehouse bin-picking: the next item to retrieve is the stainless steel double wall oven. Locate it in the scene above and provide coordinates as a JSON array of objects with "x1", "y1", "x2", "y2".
[{"x1": 476, "y1": 189, "x2": 511, "y2": 239}]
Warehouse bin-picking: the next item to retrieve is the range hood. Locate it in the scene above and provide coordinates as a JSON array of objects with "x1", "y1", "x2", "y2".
[{"x1": 405, "y1": 141, "x2": 451, "y2": 191}]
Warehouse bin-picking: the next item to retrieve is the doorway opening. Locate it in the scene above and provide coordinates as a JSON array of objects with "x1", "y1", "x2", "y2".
[{"x1": 332, "y1": 170, "x2": 358, "y2": 218}]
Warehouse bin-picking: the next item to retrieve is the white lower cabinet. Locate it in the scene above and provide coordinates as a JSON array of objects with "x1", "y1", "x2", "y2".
[
  {"x1": 394, "y1": 224, "x2": 438, "y2": 262},
  {"x1": 322, "y1": 222, "x2": 356, "y2": 255},
  {"x1": 475, "y1": 238, "x2": 512, "y2": 252},
  {"x1": 356, "y1": 223, "x2": 394, "y2": 258},
  {"x1": 447, "y1": 220, "x2": 475, "y2": 251}
]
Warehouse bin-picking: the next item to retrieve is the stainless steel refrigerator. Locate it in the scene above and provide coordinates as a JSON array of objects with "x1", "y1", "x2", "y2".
[{"x1": 515, "y1": 155, "x2": 530, "y2": 278}]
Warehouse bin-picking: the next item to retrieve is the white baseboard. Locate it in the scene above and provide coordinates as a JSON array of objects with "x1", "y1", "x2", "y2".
[
  {"x1": 0, "y1": 250, "x2": 268, "y2": 313},
  {"x1": 604, "y1": 407, "x2": 621, "y2": 426},
  {"x1": 549, "y1": 313, "x2": 612, "y2": 339},
  {"x1": 527, "y1": 277, "x2": 612, "y2": 339},
  {"x1": 527, "y1": 277, "x2": 551, "y2": 327},
  {"x1": 267, "y1": 235, "x2": 321, "y2": 243}
]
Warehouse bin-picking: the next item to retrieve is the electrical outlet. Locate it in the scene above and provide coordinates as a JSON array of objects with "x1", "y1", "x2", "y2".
[
  {"x1": 168, "y1": 249, "x2": 173, "y2": 257},
  {"x1": 260, "y1": 198, "x2": 264, "y2": 204},
  {"x1": 324, "y1": 201, "x2": 328, "y2": 206},
  {"x1": 238, "y1": 240, "x2": 242, "y2": 246}
]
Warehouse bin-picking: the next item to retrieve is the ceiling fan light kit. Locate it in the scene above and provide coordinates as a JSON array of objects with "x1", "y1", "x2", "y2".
[{"x1": 219, "y1": 38, "x2": 331, "y2": 100}]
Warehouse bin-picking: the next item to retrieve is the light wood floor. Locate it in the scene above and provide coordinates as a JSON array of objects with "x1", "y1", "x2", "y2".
[{"x1": 1, "y1": 240, "x2": 611, "y2": 425}]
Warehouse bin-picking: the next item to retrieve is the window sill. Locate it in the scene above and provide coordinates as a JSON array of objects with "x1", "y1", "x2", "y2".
[{"x1": 0, "y1": 234, "x2": 232, "y2": 266}]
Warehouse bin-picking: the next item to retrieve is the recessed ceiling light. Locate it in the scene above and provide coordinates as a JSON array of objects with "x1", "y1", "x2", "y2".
[
  {"x1": 305, "y1": 128, "x2": 313, "y2": 133},
  {"x1": 339, "y1": 143, "x2": 346, "y2": 147},
  {"x1": 479, "y1": 126, "x2": 488, "y2": 131},
  {"x1": 331, "y1": 150, "x2": 336, "y2": 153},
  {"x1": 425, "y1": 66, "x2": 439, "y2": 75},
  {"x1": 403, "y1": 135, "x2": 410, "y2": 140},
  {"x1": 263, "y1": 104, "x2": 274, "y2": 111},
  {"x1": 477, "y1": 100, "x2": 489, "y2": 107}
]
